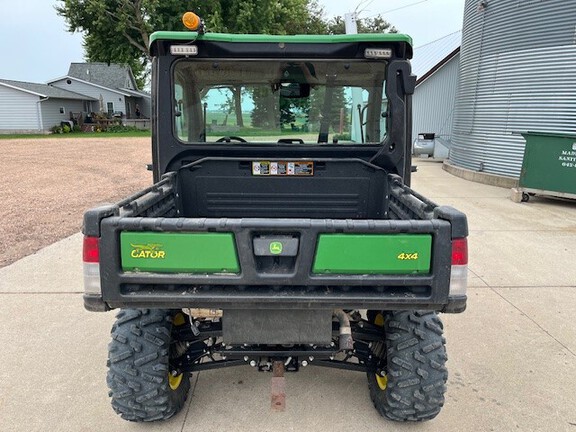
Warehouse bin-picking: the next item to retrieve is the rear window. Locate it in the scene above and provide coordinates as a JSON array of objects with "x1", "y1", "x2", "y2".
[{"x1": 173, "y1": 60, "x2": 388, "y2": 145}]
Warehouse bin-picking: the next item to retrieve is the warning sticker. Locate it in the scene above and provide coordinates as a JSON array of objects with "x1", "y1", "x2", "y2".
[
  {"x1": 252, "y1": 161, "x2": 313, "y2": 176},
  {"x1": 252, "y1": 161, "x2": 270, "y2": 175}
]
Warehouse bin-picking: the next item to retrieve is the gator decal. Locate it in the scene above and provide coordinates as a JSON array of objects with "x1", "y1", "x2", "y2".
[
  {"x1": 129, "y1": 243, "x2": 166, "y2": 259},
  {"x1": 121, "y1": 232, "x2": 239, "y2": 273}
]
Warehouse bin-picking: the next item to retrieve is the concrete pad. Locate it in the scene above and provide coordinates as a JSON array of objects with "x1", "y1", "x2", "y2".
[
  {"x1": 175, "y1": 288, "x2": 576, "y2": 432},
  {"x1": 494, "y1": 287, "x2": 576, "y2": 355},
  {"x1": 412, "y1": 161, "x2": 509, "y2": 199},
  {"x1": 440, "y1": 288, "x2": 576, "y2": 432},
  {"x1": 184, "y1": 366, "x2": 383, "y2": 432},
  {"x1": 434, "y1": 197, "x2": 576, "y2": 232},
  {"x1": 442, "y1": 161, "x2": 520, "y2": 189},
  {"x1": 468, "y1": 269, "x2": 489, "y2": 288},
  {"x1": 0, "y1": 233, "x2": 82, "y2": 293},
  {"x1": 1, "y1": 154, "x2": 575, "y2": 431},
  {"x1": 0, "y1": 294, "x2": 188, "y2": 432},
  {"x1": 1, "y1": 290, "x2": 574, "y2": 432},
  {"x1": 470, "y1": 231, "x2": 576, "y2": 287},
  {"x1": 412, "y1": 161, "x2": 576, "y2": 232}
]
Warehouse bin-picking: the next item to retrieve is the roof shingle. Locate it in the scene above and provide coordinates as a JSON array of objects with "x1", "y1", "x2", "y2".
[
  {"x1": 67, "y1": 63, "x2": 138, "y2": 90},
  {"x1": 0, "y1": 79, "x2": 96, "y2": 100}
]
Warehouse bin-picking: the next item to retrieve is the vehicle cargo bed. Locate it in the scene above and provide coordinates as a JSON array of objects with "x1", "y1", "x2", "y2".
[{"x1": 84, "y1": 158, "x2": 466, "y2": 312}]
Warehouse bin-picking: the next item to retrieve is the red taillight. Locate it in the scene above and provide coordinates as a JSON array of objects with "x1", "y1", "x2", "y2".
[
  {"x1": 83, "y1": 236, "x2": 100, "y2": 263},
  {"x1": 451, "y1": 238, "x2": 468, "y2": 265}
]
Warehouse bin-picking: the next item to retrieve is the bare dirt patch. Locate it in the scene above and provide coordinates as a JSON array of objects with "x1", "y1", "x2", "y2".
[{"x1": 0, "y1": 137, "x2": 152, "y2": 268}]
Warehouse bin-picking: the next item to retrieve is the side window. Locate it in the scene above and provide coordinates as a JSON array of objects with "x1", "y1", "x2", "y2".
[
  {"x1": 175, "y1": 83, "x2": 186, "y2": 141},
  {"x1": 380, "y1": 95, "x2": 388, "y2": 141},
  {"x1": 350, "y1": 87, "x2": 387, "y2": 143}
]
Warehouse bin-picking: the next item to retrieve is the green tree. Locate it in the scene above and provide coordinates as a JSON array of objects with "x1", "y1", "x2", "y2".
[
  {"x1": 308, "y1": 87, "x2": 349, "y2": 134},
  {"x1": 57, "y1": 1, "x2": 395, "y2": 130},
  {"x1": 251, "y1": 87, "x2": 278, "y2": 129},
  {"x1": 279, "y1": 96, "x2": 310, "y2": 129},
  {"x1": 56, "y1": 0, "x2": 327, "y2": 84},
  {"x1": 56, "y1": 0, "x2": 328, "y2": 119}
]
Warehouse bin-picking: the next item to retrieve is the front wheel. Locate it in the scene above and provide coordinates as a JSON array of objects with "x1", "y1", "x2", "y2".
[
  {"x1": 366, "y1": 310, "x2": 448, "y2": 422},
  {"x1": 106, "y1": 309, "x2": 190, "y2": 422}
]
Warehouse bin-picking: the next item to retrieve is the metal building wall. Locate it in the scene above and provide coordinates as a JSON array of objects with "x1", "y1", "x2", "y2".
[
  {"x1": 412, "y1": 53, "x2": 460, "y2": 143},
  {"x1": 450, "y1": 0, "x2": 576, "y2": 178}
]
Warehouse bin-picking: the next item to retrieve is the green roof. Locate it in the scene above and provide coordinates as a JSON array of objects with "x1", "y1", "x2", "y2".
[{"x1": 150, "y1": 31, "x2": 412, "y2": 47}]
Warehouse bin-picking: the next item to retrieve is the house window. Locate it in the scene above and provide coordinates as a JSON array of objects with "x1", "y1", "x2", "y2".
[
  {"x1": 107, "y1": 102, "x2": 114, "y2": 116},
  {"x1": 59, "y1": 107, "x2": 65, "y2": 114}
]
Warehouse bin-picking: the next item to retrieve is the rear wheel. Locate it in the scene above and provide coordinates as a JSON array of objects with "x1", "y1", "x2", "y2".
[
  {"x1": 366, "y1": 310, "x2": 448, "y2": 422},
  {"x1": 107, "y1": 309, "x2": 191, "y2": 422}
]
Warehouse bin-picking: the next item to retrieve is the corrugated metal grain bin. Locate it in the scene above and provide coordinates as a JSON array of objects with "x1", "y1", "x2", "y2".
[
  {"x1": 518, "y1": 131, "x2": 576, "y2": 200},
  {"x1": 451, "y1": 0, "x2": 576, "y2": 179}
]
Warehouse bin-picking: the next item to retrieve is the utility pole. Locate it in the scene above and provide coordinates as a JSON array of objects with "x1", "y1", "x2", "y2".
[
  {"x1": 345, "y1": 12, "x2": 364, "y2": 143},
  {"x1": 344, "y1": 12, "x2": 358, "y2": 35}
]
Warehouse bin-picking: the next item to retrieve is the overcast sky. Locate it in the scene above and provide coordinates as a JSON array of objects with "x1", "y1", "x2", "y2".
[{"x1": 0, "y1": 0, "x2": 464, "y2": 84}]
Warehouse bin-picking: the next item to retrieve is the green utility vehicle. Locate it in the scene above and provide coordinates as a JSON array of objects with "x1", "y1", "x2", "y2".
[{"x1": 83, "y1": 16, "x2": 468, "y2": 423}]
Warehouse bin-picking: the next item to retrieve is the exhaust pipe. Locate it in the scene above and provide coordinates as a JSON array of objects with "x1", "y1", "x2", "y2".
[{"x1": 333, "y1": 310, "x2": 354, "y2": 351}]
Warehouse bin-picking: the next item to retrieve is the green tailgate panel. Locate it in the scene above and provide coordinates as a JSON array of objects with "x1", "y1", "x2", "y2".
[
  {"x1": 121, "y1": 232, "x2": 239, "y2": 273},
  {"x1": 312, "y1": 234, "x2": 432, "y2": 274}
]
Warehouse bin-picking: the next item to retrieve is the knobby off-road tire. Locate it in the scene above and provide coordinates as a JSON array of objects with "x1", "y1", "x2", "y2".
[
  {"x1": 107, "y1": 309, "x2": 190, "y2": 422},
  {"x1": 367, "y1": 310, "x2": 448, "y2": 422}
]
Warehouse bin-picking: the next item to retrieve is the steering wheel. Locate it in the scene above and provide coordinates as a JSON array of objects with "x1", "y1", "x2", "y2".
[{"x1": 215, "y1": 136, "x2": 247, "y2": 143}]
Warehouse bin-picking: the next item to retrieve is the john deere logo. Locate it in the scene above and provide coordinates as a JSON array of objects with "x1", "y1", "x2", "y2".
[
  {"x1": 130, "y1": 243, "x2": 166, "y2": 259},
  {"x1": 269, "y1": 241, "x2": 283, "y2": 255}
]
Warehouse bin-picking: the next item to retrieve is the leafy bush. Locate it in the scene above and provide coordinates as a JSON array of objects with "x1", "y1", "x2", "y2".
[
  {"x1": 105, "y1": 125, "x2": 143, "y2": 133},
  {"x1": 51, "y1": 123, "x2": 77, "y2": 134},
  {"x1": 333, "y1": 133, "x2": 351, "y2": 141}
]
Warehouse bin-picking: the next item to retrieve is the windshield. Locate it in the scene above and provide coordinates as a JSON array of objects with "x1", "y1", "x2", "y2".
[{"x1": 173, "y1": 60, "x2": 388, "y2": 144}]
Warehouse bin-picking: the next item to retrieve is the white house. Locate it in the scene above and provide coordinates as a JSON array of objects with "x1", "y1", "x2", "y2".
[
  {"x1": 0, "y1": 62, "x2": 151, "y2": 134},
  {"x1": 48, "y1": 63, "x2": 151, "y2": 120},
  {"x1": 0, "y1": 79, "x2": 96, "y2": 134}
]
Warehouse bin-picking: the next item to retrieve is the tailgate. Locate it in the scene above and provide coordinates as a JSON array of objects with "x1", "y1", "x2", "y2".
[{"x1": 94, "y1": 216, "x2": 456, "y2": 311}]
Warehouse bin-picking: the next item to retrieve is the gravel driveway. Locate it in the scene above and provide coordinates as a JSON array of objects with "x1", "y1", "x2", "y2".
[{"x1": 0, "y1": 136, "x2": 152, "y2": 268}]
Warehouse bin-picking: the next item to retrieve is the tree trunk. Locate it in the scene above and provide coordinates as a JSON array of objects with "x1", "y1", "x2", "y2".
[{"x1": 233, "y1": 87, "x2": 244, "y2": 127}]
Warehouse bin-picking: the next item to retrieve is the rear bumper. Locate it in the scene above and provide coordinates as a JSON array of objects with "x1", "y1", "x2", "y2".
[{"x1": 84, "y1": 290, "x2": 466, "y2": 314}]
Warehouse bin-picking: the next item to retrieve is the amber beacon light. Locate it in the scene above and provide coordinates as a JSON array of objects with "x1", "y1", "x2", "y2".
[{"x1": 182, "y1": 12, "x2": 202, "y2": 31}]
